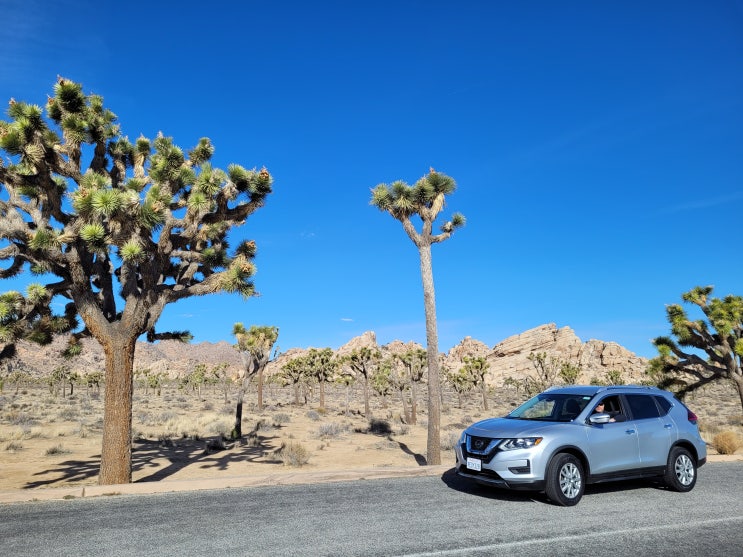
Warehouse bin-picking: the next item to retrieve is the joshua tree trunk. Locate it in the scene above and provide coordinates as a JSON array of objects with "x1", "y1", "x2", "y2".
[
  {"x1": 409, "y1": 378, "x2": 418, "y2": 425},
  {"x1": 233, "y1": 388, "x2": 246, "y2": 439},
  {"x1": 363, "y1": 375, "x2": 371, "y2": 417},
  {"x1": 419, "y1": 244, "x2": 442, "y2": 465},
  {"x1": 399, "y1": 388, "x2": 412, "y2": 424},
  {"x1": 99, "y1": 334, "x2": 137, "y2": 485},
  {"x1": 257, "y1": 370, "x2": 264, "y2": 411}
]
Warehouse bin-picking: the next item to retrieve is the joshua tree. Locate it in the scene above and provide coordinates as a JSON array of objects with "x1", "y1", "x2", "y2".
[
  {"x1": 343, "y1": 346, "x2": 381, "y2": 417},
  {"x1": 232, "y1": 324, "x2": 278, "y2": 438},
  {"x1": 370, "y1": 169, "x2": 465, "y2": 465},
  {"x1": 306, "y1": 347, "x2": 337, "y2": 409},
  {"x1": 281, "y1": 355, "x2": 311, "y2": 406},
  {"x1": 396, "y1": 347, "x2": 427, "y2": 424},
  {"x1": 0, "y1": 78, "x2": 272, "y2": 484},
  {"x1": 445, "y1": 366, "x2": 474, "y2": 409},
  {"x1": 461, "y1": 355, "x2": 490, "y2": 411},
  {"x1": 650, "y1": 286, "x2": 743, "y2": 411}
]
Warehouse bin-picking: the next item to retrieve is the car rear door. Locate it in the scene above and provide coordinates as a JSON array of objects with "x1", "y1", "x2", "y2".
[{"x1": 625, "y1": 394, "x2": 671, "y2": 468}]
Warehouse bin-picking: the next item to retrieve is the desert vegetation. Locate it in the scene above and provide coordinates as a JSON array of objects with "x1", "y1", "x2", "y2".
[{"x1": 0, "y1": 358, "x2": 741, "y2": 492}]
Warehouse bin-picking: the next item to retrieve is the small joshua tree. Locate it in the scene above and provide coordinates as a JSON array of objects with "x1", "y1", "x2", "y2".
[{"x1": 232, "y1": 324, "x2": 278, "y2": 438}]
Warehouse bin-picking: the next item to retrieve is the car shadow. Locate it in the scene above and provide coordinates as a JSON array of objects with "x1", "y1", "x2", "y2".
[
  {"x1": 441, "y1": 467, "x2": 670, "y2": 505},
  {"x1": 440, "y1": 467, "x2": 551, "y2": 504}
]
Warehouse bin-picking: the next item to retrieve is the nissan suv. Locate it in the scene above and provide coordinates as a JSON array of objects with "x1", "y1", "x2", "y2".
[{"x1": 454, "y1": 385, "x2": 707, "y2": 506}]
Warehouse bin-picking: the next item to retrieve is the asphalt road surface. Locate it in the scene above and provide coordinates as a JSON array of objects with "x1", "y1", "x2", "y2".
[{"x1": 2, "y1": 461, "x2": 742, "y2": 557}]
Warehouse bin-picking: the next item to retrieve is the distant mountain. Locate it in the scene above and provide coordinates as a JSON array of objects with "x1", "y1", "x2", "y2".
[{"x1": 11, "y1": 323, "x2": 648, "y2": 384}]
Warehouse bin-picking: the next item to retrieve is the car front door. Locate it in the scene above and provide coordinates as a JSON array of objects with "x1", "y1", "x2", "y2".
[{"x1": 585, "y1": 396, "x2": 640, "y2": 474}]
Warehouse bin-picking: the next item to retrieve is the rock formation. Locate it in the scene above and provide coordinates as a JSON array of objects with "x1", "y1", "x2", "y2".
[{"x1": 8, "y1": 323, "x2": 648, "y2": 385}]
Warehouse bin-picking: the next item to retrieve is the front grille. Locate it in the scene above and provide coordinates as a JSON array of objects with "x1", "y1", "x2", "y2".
[{"x1": 464, "y1": 435, "x2": 500, "y2": 464}]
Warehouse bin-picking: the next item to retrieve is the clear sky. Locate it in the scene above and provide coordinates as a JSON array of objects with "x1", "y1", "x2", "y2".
[{"x1": 1, "y1": 1, "x2": 741, "y2": 359}]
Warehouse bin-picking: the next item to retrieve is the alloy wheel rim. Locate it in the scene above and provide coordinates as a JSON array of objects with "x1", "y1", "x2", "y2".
[
  {"x1": 560, "y1": 463, "x2": 581, "y2": 498},
  {"x1": 675, "y1": 454, "x2": 694, "y2": 486}
]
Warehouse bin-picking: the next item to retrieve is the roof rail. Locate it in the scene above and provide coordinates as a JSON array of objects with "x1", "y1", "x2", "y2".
[{"x1": 596, "y1": 384, "x2": 659, "y2": 392}]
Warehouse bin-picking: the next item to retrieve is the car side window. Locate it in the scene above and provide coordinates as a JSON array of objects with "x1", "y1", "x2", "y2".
[
  {"x1": 654, "y1": 396, "x2": 672, "y2": 416},
  {"x1": 626, "y1": 394, "x2": 661, "y2": 420}
]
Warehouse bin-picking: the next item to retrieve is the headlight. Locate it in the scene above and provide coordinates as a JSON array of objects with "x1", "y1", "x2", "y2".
[
  {"x1": 499, "y1": 437, "x2": 543, "y2": 451},
  {"x1": 458, "y1": 431, "x2": 467, "y2": 445}
]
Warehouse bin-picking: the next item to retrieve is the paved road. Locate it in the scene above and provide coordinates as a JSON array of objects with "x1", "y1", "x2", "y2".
[{"x1": 2, "y1": 462, "x2": 742, "y2": 557}]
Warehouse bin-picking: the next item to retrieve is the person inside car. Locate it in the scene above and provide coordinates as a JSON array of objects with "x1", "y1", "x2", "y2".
[{"x1": 593, "y1": 400, "x2": 626, "y2": 422}]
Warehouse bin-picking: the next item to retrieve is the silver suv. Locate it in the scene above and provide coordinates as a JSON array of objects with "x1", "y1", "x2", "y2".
[{"x1": 454, "y1": 385, "x2": 707, "y2": 506}]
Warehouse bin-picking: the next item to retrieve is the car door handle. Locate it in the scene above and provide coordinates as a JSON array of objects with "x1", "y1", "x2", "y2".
[
  {"x1": 664, "y1": 424, "x2": 673, "y2": 429},
  {"x1": 625, "y1": 429, "x2": 636, "y2": 435}
]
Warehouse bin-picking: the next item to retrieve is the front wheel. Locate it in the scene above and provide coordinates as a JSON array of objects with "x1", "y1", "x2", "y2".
[
  {"x1": 664, "y1": 447, "x2": 697, "y2": 492},
  {"x1": 545, "y1": 453, "x2": 584, "y2": 506}
]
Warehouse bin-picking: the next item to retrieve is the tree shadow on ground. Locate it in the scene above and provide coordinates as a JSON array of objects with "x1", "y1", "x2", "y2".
[
  {"x1": 394, "y1": 440, "x2": 427, "y2": 466},
  {"x1": 23, "y1": 431, "x2": 284, "y2": 489}
]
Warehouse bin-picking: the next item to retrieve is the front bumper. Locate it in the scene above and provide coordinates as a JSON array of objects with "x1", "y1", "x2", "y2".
[
  {"x1": 454, "y1": 441, "x2": 547, "y2": 491},
  {"x1": 455, "y1": 463, "x2": 545, "y2": 491}
]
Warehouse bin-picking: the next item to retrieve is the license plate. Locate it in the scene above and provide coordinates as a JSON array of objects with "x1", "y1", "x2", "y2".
[{"x1": 466, "y1": 457, "x2": 482, "y2": 472}]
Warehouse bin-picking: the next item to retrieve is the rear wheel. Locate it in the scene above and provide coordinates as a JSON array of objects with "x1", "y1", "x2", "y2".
[
  {"x1": 664, "y1": 447, "x2": 697, "y2": 492},
  {"x1": 545, "y1": 453, "x2": 584, "y2": 506}
]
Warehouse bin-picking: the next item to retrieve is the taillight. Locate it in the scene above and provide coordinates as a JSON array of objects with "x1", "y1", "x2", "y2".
[{"x1": 687, "y1": 410, "x2": 698, "y2": 425}]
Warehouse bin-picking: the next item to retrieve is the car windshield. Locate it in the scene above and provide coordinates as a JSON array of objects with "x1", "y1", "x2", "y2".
[{"x1": 507, "y1": 393, "x2": 591, "y2": 422}]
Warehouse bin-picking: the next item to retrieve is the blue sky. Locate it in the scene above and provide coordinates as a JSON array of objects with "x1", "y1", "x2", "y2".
[{"x1": 1, "y1": 0, "x2": 741, "y2": 358}]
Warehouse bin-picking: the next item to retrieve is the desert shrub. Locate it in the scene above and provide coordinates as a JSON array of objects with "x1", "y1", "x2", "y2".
[
  {"x1": 278, "y1": 441, "x2": 310, "y2": 467},
  {"x1": 440, "y1": 431, "x2": 462, "y2": 451},
  {"x1": 205, "y1": 436, "x2": 227, "y2": 452},
  {"x1": 5, "y1": 441, "x2": 23, "y2": 452},
  {"x1": 273, "y1": 413, "x2": 291, "y2": 425},
  {"x1": 368, "y1": 419, "x2": 392, "y2": 435},
  {"x1": 57, "y1": 407, "x2": 79, "y2": 421},
  {"x1": 712, "y1": 430, "x2": 742, "y2": 455},
  {"x1": 306, "y1": 410, "x2": 321, "y2": 421},
  {"x1": 397, "y1": 424, "x2": 410, "y2": 436},
  {"x1": 45, "y1": 444, "x2": 69, "y2": 456},
  {"x1": 315, "y1": 422, "x2": 346, "y2": 439},
  {"x1": 726, "y1": 415, "x2": 743, "y2": 427},
  {"x1": 6, "y1": 411, "x2": 36, "y2": 427}
]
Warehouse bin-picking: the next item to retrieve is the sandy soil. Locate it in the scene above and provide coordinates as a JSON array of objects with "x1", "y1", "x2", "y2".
[
  {"x1": 0, "y1": 383, "x2": 740, "y2": 493},
  {"x1": 0, "y1": 384, "x2": 490, "y2": 492}
]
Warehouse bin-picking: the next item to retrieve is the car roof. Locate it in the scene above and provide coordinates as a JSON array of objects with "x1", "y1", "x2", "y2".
[{"x1": 543, "y1": 385, "x2": 666, "y2": 396}]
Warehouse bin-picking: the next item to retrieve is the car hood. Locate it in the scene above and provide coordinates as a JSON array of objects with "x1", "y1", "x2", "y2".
[{"x1": 466, "y1": 417, "x2": 564, "y2": 438}]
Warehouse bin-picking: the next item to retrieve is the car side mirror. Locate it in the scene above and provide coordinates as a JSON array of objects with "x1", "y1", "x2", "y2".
[{"x1": 589, "y1": 413, "x2": 612, "y2": 425}]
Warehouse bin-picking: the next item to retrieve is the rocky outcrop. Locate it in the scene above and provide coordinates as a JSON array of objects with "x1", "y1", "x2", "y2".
[{"x1": 9, "y1": 323, "x2": 648, "y2": 384}]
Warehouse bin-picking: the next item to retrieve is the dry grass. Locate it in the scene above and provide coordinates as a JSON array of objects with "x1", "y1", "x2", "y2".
[{"x1": 712, "y1": 430, "x2": 743, "y2": 455}]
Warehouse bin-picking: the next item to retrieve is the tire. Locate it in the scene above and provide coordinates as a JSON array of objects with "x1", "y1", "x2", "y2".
[
  {"x1": 664, "y1": 447, "x2": 697, "y2": 492},
  {"x1": 545, "y1": 453, "x2": 585, "y2": 506}
]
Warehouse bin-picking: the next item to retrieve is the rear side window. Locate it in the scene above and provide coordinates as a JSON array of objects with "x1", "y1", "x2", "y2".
[
  {"x1": 626, "y1": 394, "x2": 661, "y2": 420},
  {"x1": 654, "y1": 396, "x2": 672, "y2": 416}
]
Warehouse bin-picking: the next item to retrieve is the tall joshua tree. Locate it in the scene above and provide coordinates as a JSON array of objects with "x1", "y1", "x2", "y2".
[
  {"x1": 232, "y1": 324, "x2": 278, "y2": 438},
  {"x1": 0, "y1": 78, "x2": 272, "y2": 484},
  {"x1": 370, "y1": 169, "x2": 464, "y2": 465},
  {"x1": 650, "y1": 286, "x2": 743, "y2": 412}
]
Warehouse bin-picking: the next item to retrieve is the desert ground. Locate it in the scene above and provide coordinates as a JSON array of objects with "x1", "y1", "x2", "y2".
[{"x1": 1, "y1": 379, "x2": 741, "y2": 493}]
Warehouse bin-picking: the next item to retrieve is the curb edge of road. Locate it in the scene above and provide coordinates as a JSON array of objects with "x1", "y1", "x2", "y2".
[
  {"x1": 2, "y1": 455, "x2": 741, "y2": 505},
  {"x1": 0, "y1": 465, "x2": 453, "y2": 504}
]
